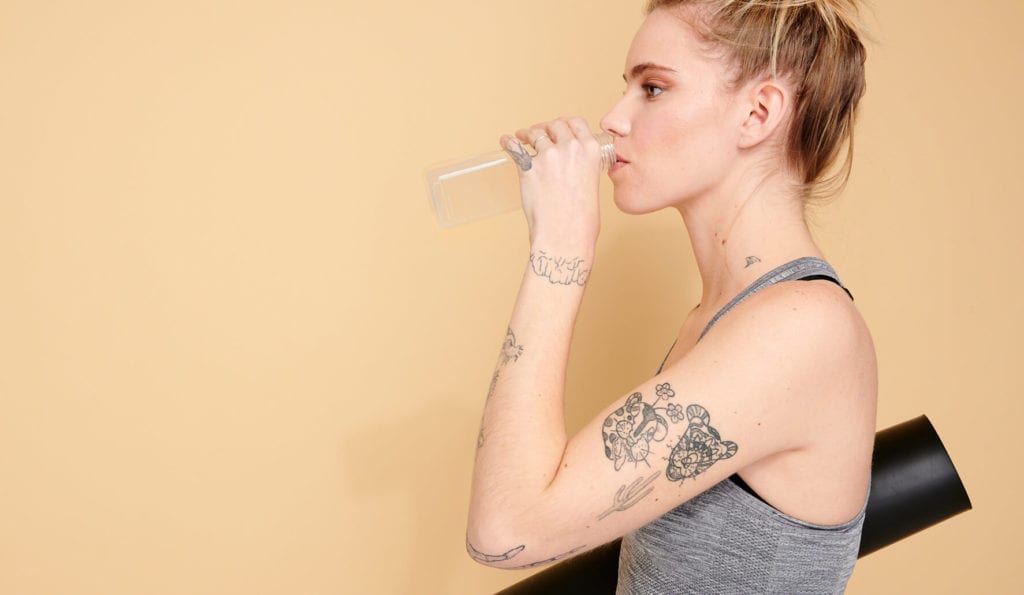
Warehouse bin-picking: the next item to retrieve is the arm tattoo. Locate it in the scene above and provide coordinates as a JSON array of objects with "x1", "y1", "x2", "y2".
[
  {"x1": 529, "y1": 251, "x2": 591, "y2": 286},
  {"x1": 601, "y1": 383, "x2": 678, "y2": 470},
  {"x1": 466, "y1": 540, "x2": 525, "y2": 564},
  {"x1": 480, "y1": 328, "x2": 521, "y2": 448},
  {"x1": 500, "y1": 328, "x2": 524, "y2": 365},
  {"x1": 665, "y1": 404, "x2": 738, "y2": 482},
  {"x1": 600, "y1": 385, "x2": 738, "y2": 481},
  {"x1": 506, "y1": 545, "x2": 588, "y2": 569},
  {"x1": 478, "y1": 370, "x2": 499, "y2": 450},
  {"x1": 745, "y1": 256, "x2": 761, "y2": 268},
  {"x1": 598, "y1": 471, "x2": 660, "y2": 520},
  {"x1": 486, "y1": 370, "x2": 500, "y2": 401},
  {"x1": 503, "y1": 138, "x2": 532, "y2": 172},
  {"x1": 466, "y1": 541, "x2": 586, "y2": 569}
]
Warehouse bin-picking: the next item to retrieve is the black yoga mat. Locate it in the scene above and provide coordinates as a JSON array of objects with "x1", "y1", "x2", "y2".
[{"x1": 496, "y1": 415, "x2": 971, "y2": 595}]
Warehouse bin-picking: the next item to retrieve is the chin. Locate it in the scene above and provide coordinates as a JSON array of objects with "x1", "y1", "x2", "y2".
[{"x1": 612, "y1": 188, "x2": 661, "y2": 216}]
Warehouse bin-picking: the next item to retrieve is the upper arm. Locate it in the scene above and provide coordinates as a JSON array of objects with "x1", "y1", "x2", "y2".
[{"x1": 470, "y1": 281, "x2": 868, "y2": 568}]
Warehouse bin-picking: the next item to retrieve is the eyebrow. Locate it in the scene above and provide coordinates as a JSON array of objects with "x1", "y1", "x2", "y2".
[{"x1": 623, "y1": 62, "x2": 679, "y2": 82}]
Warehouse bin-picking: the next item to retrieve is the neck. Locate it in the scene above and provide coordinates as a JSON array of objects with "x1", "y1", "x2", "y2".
[{"x1": 675, "y1": 172, "x2": 821, "y2": 309}]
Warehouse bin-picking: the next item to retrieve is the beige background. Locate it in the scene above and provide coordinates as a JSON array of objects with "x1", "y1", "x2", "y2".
[{"x1": 1, "y1": 1, "x2": 1020, "y2": 593}]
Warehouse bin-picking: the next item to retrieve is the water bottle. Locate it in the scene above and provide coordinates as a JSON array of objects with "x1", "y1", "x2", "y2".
[{"x1": 425, "y1": 131, "x2": 615, "y2": 227}]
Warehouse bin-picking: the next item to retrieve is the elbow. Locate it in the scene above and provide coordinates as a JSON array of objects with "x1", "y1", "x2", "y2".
[
  {"x1": 465, "y1": 538, "x2": 527, "y2": 569},
  {"x1": 465, "y1": 514, "x2": 529, "y2": 569}
]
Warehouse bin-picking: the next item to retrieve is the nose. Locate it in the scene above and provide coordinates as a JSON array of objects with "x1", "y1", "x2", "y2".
[{"x1": 600, "y1": 97, "x2": 631, "y2": 138}]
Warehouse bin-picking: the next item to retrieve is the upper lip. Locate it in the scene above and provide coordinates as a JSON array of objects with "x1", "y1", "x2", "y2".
[{"x1": 615, "y1": 153, "x2": 630, "y2": 163}]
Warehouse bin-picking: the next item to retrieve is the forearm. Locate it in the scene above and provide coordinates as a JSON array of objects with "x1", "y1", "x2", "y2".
[{"x1": 469, "y1": 244, "x2": 593, "y2": 534}]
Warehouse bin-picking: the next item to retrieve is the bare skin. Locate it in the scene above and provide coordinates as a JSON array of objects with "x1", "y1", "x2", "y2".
[{"x1": 466, "y1": 6, "x2": 876, "y2": 569}]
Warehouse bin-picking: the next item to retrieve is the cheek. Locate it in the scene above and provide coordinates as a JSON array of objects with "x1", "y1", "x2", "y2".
[
  {"x1": 609, "y1": 102, "x2": 727, "y2": 212},
  {"x1": 652, "y1": 108, "x2": 734, "y2": 187}
]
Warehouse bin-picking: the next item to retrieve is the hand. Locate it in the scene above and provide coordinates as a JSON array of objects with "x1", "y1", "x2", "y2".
[{"x1": 500, "y1": 117, "x2": 603, "y2": 249}]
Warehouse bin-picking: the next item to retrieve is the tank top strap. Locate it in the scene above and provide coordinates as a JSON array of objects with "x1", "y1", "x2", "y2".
[
  {"x1": 698, "y1": 256, "x2": 852, "y2": 342},
  {"x1": 655, "y1": 257, "x2": 852, "y2": 375}
]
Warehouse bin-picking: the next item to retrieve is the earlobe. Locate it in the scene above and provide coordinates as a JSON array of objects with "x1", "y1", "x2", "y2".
[{"x1": 738, "y1": 80, "x2": 788, "y2": 150}]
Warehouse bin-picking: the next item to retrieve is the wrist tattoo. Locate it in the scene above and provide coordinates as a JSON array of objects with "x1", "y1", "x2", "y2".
[{"x1": 529, "y1": 250, "x2": 591, "y2": 286}]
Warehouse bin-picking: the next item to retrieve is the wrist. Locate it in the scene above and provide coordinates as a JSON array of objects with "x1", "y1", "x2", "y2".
[
  {"x1": 529, "y1": 230, "x2": 597, "y2": 254},
  {"x1": 526, "y1": 247, "x2": 594, "y2": 288}
]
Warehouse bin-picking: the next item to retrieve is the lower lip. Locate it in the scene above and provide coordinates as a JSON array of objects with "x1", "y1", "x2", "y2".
[{"x1": 609, "y1": 161, "x2": 628, "y2": 173}]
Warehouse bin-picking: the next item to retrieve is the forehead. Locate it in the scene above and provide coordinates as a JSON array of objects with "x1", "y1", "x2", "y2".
[{"x1": 624, "y1": 7, "x2": 725, "y2": 80}]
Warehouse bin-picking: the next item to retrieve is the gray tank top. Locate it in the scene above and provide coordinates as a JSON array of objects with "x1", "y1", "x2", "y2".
[{"x1": 616, "y1": 257, "x2": 866, "y2": 595}]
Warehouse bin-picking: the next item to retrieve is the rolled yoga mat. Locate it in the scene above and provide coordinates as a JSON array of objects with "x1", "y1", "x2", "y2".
[{"x1": 495, "y1": 415, "x2": 972, "y2": 595}]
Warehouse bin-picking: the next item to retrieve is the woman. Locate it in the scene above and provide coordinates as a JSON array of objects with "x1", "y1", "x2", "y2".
[{"x1": 467, "y1": 0, "x2": 876, "y2": 592}]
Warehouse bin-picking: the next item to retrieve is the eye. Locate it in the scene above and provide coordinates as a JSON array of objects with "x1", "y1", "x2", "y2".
[{"x1": 643, "y1": 84, "x2": 664, "y2": 98}]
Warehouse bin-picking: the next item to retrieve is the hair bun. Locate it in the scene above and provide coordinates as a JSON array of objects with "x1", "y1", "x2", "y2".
[{"x1": 809, "y1": 0, "x2": 872, "y2": 43}]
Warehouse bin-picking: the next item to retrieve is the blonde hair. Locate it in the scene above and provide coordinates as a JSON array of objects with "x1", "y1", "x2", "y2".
[{"x1": 646, "y1": 0, "x2": 868, "y2": 201}]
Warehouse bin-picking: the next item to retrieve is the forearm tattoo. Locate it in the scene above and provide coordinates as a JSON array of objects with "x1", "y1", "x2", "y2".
[
  {"x1": 529, "y1": 251, "x2": 591, "y2": 286},
  {"x1": 500, "y1": 328, "x2": 524, "y2": 365},
  {"x1": 466, "y1": 540, "x2": 587, "y2": 569},
  {"x1": 601, "y1": 383, "x2": 738, "y2": 482},
  {"x1": 486, "y1": 370, "x2": 500, "y2": 401},
  {"x1": 466, "y1": 540, "x2": 525, "y2": 564},
  {"x1": 598, "y1": 471, "x2": 660, "y2": 520},
  {"x1": 484, "y1": 328, "x2": 522, "y2": 406},
  {"x1": 507, "y1": 545, "x2": 588, "y2": 569},
  {"x1": 479, "y1": 328, "x2": 524, "y2": 449}
]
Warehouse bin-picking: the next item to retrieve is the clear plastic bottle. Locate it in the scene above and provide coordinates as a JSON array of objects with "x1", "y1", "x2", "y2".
[{"x1": 425, "y1": 131, "x2": 615, "y2": 227}]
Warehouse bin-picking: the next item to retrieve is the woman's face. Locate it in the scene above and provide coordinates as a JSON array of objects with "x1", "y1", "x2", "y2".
[{"x1": 600, "y1": 7, "x2": 747, "y2": 214}]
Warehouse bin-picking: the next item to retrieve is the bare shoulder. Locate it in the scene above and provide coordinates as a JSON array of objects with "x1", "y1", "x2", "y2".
[
  {"x1": 696, "y1": 279, "x2": 877, "y2": 522},
  {"x1": 707, "y1": 278, "x2": 874, "y2": 369},
  {"x1": 691, "y1": 278, "x2": 877, "y2": 441}
]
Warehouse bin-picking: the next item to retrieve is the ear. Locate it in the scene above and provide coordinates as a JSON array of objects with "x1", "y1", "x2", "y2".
[{"x1": 737, "y1": 79, "x2": 790, "y2": 150}]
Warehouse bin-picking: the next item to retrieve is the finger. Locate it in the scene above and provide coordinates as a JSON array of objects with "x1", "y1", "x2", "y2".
[
  {"x1": 521, "y1": 125, "x2": 553, "y2": 148},
  {"x1": 531, "y1": 129, "x2": 553, "y2": 148},
  {"x1": 567, "y1": 117, "x2": 595, "y2": 145},
  {"x1": 500, "y1": 135, "x2": 533, "y2": 172},
  {"x1": 511, "y1": 128, "x2": 543, "y2": 154},
  {"x1": 514, "y1": 126, "x2": 555, "y2": 153},
  {"x1": 545, "y1": 120, "x2": 573, "y2": 145}
]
